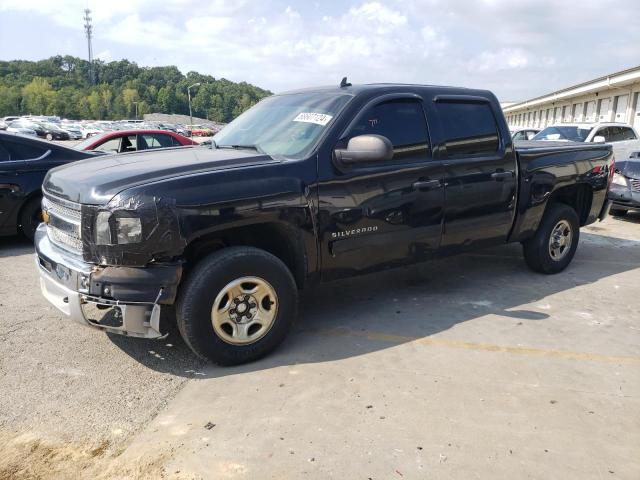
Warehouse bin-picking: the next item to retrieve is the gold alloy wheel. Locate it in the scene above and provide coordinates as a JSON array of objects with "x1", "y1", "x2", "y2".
[
  {"x1": 211, "y1": 276, "x2": 278, "y2": 345},
  {"x1": 548, "y1": 219, "x2": 572, "y2": 261}
]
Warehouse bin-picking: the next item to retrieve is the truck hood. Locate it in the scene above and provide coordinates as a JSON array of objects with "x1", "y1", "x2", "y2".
[
  {"x1": 43, "y1": 146, "x2": 278, "y2": 205},
  {"x1": 616, "y1": 159, "x2": 640, "y2": 180}
]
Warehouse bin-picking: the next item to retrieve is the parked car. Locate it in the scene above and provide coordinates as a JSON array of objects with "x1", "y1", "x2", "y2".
[
  {"x1": 72, "y1": 129, "x2": 197, "y2": 153},
  {"x1": 533, "y1": 123, "x2": 640, "y2": 160},
  {"x1": 187, "y1": 124, "x2": 214, "y2": 137},
  {"x1": 59, "y1": 123, "x2": 84, "y2": 140},
  {"x1": 38, "y1": 122, "x2": 71, "y2": 141},
  {"x1": 8, "y1": 119, "x2": 46, "y2": 137},
  {"x1": 608, "y1": 151, "x2": 640, "y2": 216},
  {"x1": 0, "y1": 132, "x2": 98, "y2": 240},
  {"x1": 35, "y1": 82, "x2": 613, "y2": 365},
  {"x1": 511, "y1": 127, "x2": 540, "y2": 141},
  {"x1": 2, "y1": 116, "x2": 20, "y2": 123},
  {"x1": 0, "y1": 120, "x2": 7, "y2": 131},
  {"x1": 6, "y1": 125, "x2": 37, "y2": 136},
  {"x1": 176, "y1": 124, "x2": 191, "y2": 137}
]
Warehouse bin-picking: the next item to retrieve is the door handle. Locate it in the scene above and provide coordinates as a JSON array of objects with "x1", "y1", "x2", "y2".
[
  {"x1": 491, "y1": 170, "x2": 514, "y2": 181},
  {"x1": 412, "y1": 179, "x2": 441, "y2": 190}
]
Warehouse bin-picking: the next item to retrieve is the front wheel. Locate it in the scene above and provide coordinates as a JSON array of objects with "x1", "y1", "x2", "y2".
[
  {"x1": 176, "y1": 246, "x2": 298, "y2": 365},
  {"x1": 522, "y1": 203, "x2": 580, "y2": 274}
]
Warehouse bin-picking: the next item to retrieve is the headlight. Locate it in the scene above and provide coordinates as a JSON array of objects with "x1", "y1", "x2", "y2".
[
  {"x1": 94, "y1": 211, "x2": 142, "y2": 245},
  {"x1": 612, "y1": 173, "x2": 628, "y2": 187}
]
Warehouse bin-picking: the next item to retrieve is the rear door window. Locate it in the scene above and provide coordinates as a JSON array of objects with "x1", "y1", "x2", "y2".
[
  {"x1": 614, "y1": 127, "x2": 637, "y2": 141},
  {"x1": 3, "y1": 140, "x2": 48, "y2": 160},
  {"x1": 435, "y1": 101, "x2": 500, "y2": 158},
  {"x1": 139, "y1": 134, "x2": 174, "y2": 150}
]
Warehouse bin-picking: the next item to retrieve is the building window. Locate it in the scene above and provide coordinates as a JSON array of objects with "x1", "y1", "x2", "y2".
[
  {"x1": 585, "y1": 101, "x2": 596, "y2": 122},
  {"x1": 614, "y1": 95, "x2": 629, "y2": 122},
  {"x1": 572, "y1": 103, "x2": 584, "y2": 122},
  {"x1": 598, "y1": 98, "x2": 611, "y2": 121}
]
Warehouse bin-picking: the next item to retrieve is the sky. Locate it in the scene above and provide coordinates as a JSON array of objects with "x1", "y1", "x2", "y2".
[{"x1": 0, "y1": 0, "x2": 639, "y2": 102}]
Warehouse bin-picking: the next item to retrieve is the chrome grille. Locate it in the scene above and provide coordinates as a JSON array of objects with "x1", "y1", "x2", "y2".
[
  {"x1": 43, "y1": 195, "x2": 83, "y2": 254},
  {"x1": 631, "y1": 179, "x2": 640, "y2": 193}
]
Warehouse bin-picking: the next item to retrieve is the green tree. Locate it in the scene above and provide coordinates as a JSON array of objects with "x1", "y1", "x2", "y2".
[
  {"x1": 21, "y1": 77, "x2": 55, "y2": 115},
  {"x1": 0, "y1": 85, "x2": 21, "y2": 116},
  {"x1": 121, "y1": 88, "x2": 140, "y2": 118},
  {"x1": 0, "y1": 56, "x2": 271, "y2": 121}
]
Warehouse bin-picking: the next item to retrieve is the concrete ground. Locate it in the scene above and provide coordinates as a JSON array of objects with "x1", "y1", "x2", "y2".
[{"x1": 0, "y1": 215, "x2": 639, "y2": 479}]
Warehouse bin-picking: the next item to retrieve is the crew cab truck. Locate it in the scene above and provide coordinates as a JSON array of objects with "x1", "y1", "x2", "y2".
[{"x1": 35, "y1": 83, "x2": 614, "y2": 365}]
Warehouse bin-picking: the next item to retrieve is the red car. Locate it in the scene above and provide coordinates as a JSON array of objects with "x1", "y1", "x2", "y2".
[{"x1": 73, "y1": 129, "x2": 197, "y2": 153}]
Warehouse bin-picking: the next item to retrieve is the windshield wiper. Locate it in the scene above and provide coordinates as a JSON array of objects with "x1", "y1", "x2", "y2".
[{"x1": 217, "y1": 144, "x2": 264, "y2": 154}]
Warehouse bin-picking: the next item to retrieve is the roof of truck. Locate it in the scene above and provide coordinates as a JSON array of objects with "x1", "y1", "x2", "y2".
[{"x1": 278, "y1": 83, "x2": 493, "y2": 97}]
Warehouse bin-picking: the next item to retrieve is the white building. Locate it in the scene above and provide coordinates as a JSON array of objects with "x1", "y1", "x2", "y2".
[{"x1": 503, "y1": 65, "x2": 640, "y2": 131}]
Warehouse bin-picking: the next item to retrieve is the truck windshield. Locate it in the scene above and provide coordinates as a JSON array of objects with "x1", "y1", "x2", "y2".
[
  {"x1": 533, "y1": 126, "x2": 593, "y2": 142},
  {"x1": 213, "y1": 92, "x2": 353, "y2": 159}
]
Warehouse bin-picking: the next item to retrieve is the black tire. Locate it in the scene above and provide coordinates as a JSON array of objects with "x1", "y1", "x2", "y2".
[
  {"x1": 19, "y1": 196, "x2": 43, "y2": 242},
  {"x1": 522, "y1": 203, "x2": 580, "y2": 274},
  {"x1": 176, "y1": 246, "x2": 298, "y2": 365},
  {"x1": 610, "y1": 208, "x2": 628, "y2": 217}
]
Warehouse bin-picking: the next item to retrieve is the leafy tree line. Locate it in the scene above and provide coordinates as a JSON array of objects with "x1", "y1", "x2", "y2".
[{"x1": 0, "y1": 55, "x2": 272, "y2": 122}]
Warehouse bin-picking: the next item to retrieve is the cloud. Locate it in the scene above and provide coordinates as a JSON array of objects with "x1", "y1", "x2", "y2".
[
  {"x1": 1, "y1": 0, "x2": 640, "y2": 101},
  {"x1": 95, "y1": 49, "x2": 112, "y2": 62}
]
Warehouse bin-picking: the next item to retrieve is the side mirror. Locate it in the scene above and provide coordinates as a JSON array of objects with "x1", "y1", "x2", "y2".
[
  {"x1": 592, "y1": 135, "x2": 606, "y2": 143},
  {"x1": 334, "y1": 134, "x2": 393, "y2": 166}
]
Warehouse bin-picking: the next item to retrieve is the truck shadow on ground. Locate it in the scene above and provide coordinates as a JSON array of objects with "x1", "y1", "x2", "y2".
[
  {"x1": 106, "y1": 231, "x2": 640, "y2": 378},
  {"x1": 0, "y1": 235, "x2": 32, "y2": 258},
  {"x1": 609, "y1": 211, "x2": 640, "y2": 224}
]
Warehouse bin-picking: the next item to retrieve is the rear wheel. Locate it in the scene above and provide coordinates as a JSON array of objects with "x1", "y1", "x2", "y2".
[
  {"x1": 19, "y1": 196, "x2": 43, "y2": 242},
  {"x1": 610, "y1": 208, "x2": 628, "y2": 217},
  {"x1": 176, "y1": 246, "x2": 297, "y2": 365},
  {"x1": 45, "y1": 133, "x2": 53, "y2": 141},
  {"x1": 523, "y1": 203, "x2": 580, "y2": 274}
]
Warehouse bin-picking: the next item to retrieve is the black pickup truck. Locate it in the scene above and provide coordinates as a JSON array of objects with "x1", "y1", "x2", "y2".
[{"x1": 35, "y1": 82, "x2": 613, "y2": 364}]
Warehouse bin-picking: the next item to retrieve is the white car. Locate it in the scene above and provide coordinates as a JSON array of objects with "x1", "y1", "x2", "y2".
[
  {"x1": 533, "y1": 122, "x2": 640, "y2": 160},
  {"x1": 79, "y1": 124, "x2": 103, "y2": 139},
  {"x1": 6, "y1": 126, "x2": 37, "y2": 136},
  {"x1": 510, "y1": 127, "x2": 540, "y2": 141}
]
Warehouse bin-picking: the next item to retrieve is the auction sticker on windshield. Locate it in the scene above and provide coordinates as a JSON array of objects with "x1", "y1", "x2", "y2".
[{"x1": 293, "y1": 112, "x2": 333, "y2": 126}]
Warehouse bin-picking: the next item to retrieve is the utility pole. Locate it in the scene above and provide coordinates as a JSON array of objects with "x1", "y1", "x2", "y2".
[
  {"x1": 84, "y1": 9, "x2": 94, "y2": 85},
  {"x1": 187, "y1": 82, "x2": 201, "y2": 132},
  {"x1": 133, "y1": 101, "x2": 139, "y2": 120}
]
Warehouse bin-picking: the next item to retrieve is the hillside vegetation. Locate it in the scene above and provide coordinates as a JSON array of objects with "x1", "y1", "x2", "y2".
[{"x1": 0, "y1": 55, "x2": 271, "y2": 122}]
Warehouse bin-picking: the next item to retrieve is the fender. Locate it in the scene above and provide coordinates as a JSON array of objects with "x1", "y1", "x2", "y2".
[{"x1": 80, "y1": 159, "x2": 320, "y2": 283}]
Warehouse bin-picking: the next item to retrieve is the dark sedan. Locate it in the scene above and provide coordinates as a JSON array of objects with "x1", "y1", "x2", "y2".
[
  {"x1": 608, "y1": 152, "x2": 640, "y2": 216},
  {"x1": 8, "y1": 120, "x2": 70, "y2": 141},
  {"x1": 0, "y1": 132, "x2": 98, "y2": 240}
]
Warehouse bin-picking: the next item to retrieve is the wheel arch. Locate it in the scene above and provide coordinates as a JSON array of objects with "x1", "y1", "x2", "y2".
[
  {"x1": 183, "y1": 220, "x2": 309, "y2": 289},
  {"x1": 17, "y1": 189, "x2": 43, "y2": 229},
  {"x1": 545, "y1": 183, "x2": 593, "y2": 226}
]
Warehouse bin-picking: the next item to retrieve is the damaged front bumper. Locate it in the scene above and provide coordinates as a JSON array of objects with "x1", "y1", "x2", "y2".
[{"x1": 35, "y1": 224, "x2": 181, "y2": 338}]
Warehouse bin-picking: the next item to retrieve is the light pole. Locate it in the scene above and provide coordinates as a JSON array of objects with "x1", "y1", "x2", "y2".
[
  {"x1": 133, "y1": 101, "x2": 139, "y2": 120},
  {"x1": 187, "y1": 82, "x2": 201, "y2": 134}
]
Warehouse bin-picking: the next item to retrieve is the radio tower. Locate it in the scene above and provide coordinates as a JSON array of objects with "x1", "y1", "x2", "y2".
[{"x1": 84, "y1": 9, "x2": 94, "y2": 84}]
